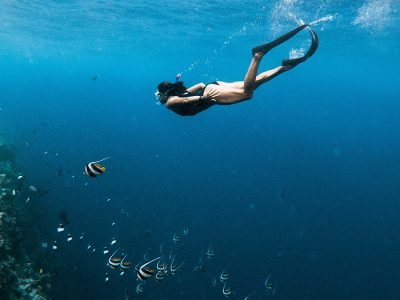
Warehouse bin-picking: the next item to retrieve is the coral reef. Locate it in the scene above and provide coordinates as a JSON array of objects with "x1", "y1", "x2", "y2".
[{"x1": 0, "y1": 138, "x2": 49, "y2": 299}]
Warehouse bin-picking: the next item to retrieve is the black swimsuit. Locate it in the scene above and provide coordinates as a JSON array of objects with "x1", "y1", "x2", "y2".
[{"x1": 169, "y1": 81, "x2": 219, "y2": 116}]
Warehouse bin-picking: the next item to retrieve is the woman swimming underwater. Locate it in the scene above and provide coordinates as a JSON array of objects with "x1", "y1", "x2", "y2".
[{"x1": 155, "y1": 24, "x2": 319, "y2": 116}]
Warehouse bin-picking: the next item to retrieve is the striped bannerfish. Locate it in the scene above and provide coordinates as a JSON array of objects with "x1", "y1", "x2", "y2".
[
  {"x1": 156, "y1": 258, "x2": 166, "y2": 272},
  {"x1": 154, "y1": 271, "x2": 165, "y2": 283},
  {"x1": 182, "y1": 227, "x2": 189, "y2": 236},
  {"x1": 193, "y1": 264, "x2": 206, "y2": 273},
  {"x1": 137, "y1": 266, "x2": 155, "y2": 281},
  {"x1": 220, "y1": 269, "x2": 229, "y2": 282},
  {"x1": 172, "y1": 233, "x2": 181, "y2": 243},
  {"x1": 211, "y1": 276, "x2": 217, "y2": 287},
  {"x1": 193, "y1": 256, "x2": 205, "y2": 273},
  {"x1": 265, "y1": 274, "x2": 272, "y2": 290},
  {"x1": 207, "y1": 245, "x2": 215, "y2": 259},
  {"x1": 169, "y1": 249, "x2": 177, "y2": 261},
  {"x1": 222, "y1": 281, "x2": 232, "y2": 298},
  {"x1": 120, "y1": 256, "x2": 133, "y2": 271},
  {"x1": 83, "y1": 157, "x2": 110, "y2": 177},
  {"x1": 108, "y1": 249, "x2": 122, "y2": 269},
  {"x1": 136, "y1": 282, "x2": 145, "y2": 294},
  {"x1": 170, "y1": 258, "x2": 184, "y2": 276},
  {"x1": 137, "y1": 257, "x2": 160, "y2": 281},
  {"x1": 159, "y1": 242, "x2": 166, "y2": 255}
]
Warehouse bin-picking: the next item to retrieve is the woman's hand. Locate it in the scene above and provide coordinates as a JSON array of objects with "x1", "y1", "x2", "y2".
[{"x1": 202, "y1": 87, "x2": 220, "y2": 101}]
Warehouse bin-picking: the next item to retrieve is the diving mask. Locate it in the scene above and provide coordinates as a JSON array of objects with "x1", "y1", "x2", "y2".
[
  {"x1": 155, "y1": 90, "x2": 161, "y2": 101},
  {"x1": 155, "y1": 90, "x2": 166, "y2": 105}
]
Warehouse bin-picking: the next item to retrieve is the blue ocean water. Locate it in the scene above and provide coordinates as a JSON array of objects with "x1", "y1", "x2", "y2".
[{"x1": 1, "y1": 0, "x2": 400, "y2": 299}]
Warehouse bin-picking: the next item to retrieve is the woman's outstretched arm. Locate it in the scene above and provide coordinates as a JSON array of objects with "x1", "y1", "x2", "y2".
[
  {"x1": 166, "y1": 95, "x2": 204, "y2": 108},
  {"x1": 186, "y1": 83, "x2": 205, "y2": 94}
]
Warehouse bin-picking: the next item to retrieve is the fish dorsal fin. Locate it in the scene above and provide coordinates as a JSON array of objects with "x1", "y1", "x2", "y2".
[
  {"x1": 93, "y1": 157, "x2": 111, "y2": 164},
  {"x1": 140, "y1": 257, "x2": 160, "y2": 270},
  {"x1": 108, "y1": 248, "x2": 120, "y2": 262},
  {"x1": 120, "y1": 254, "x2": 128, "y2": 264}
]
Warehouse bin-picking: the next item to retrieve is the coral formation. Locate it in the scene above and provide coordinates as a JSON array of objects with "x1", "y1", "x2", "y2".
[{"x1": 0, "y1": 137, "x2": 49, "y2": 299}]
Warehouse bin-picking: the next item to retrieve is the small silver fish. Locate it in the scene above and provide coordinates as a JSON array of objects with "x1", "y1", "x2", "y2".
[
  {"x1": 182, "y1": 227, "x2": 189, "y2": 236},
  {"x1": 57, "y1": 224, "x2": 65, "y2": 233}
]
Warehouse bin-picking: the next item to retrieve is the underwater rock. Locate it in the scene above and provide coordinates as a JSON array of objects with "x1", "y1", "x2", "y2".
[{"x1": 0, "y1": 135, "x2": 48, "y2": 299}]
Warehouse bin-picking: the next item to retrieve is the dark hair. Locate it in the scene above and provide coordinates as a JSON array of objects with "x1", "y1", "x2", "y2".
[{"x1": 157, "y1": 81, "x2": 187, "y2": 98}]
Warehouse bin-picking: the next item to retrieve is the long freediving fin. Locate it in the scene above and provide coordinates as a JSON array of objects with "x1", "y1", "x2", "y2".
[
  {"x1": 282, "y1": 28, "x2": 319, "y2": 68},
  {"x1": 252, "y1": 24, "x2": 309, "y2": 55}
]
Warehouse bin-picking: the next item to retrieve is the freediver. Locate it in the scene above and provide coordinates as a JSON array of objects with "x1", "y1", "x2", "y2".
[{"x1": 155, "y1": 24, "x2": 318, "y2": 116}]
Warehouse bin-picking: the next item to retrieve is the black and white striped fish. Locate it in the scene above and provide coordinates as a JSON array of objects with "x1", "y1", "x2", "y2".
[
  {"x1": 137, "y1": 257, "x2": 160, "y2": 281},
  {"x1": 154, "y1": 271, "x2": 165, "y2": 282},
  {"x1": 120, "y1": 255, "x2": 133, "y2": 271},
  {"x1": 83, "y1": 157, "x2": 110, "y2": 177},
  {"x1": 206, "y1": 245, "x2": 215, "y2": 259},
  {"x1": 211, "y1": 276, "x2": 217, "y2": 287},
  {"x1": 220, "y1": 269, "x2": 229, "y2": 282},
  {"x1": 172, "y1": 233, "x2": 181, "y2": 243},
  {"x1": 157, "y1": 258, "x2": 167, "y2": 272},
  {"x1": 222, "y1": 281, "x2": 232, "y2": 298},
  {"x1": 136, "y1": 282, "x2": 145, "y2": 294},
  {"x1": 159, "y1": 242, "x2": 166, "y2": 255},
  {"x1": 170, "y1": 258, "x2": 184, "y2": 275},
  {"x1": 108, "y1": 249, "x2": 122, "y2": 269},
  {"x1": 265, "y1": 274, "x2": 276, "y2": 295},
  {"x1": 193, "y1": 256, "x2": 206, "y2": 273}
]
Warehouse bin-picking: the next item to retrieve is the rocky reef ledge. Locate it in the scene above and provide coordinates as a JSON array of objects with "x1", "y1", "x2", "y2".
[{"x1": 0, "y1": 137, "x2": 48, "y2": 299}]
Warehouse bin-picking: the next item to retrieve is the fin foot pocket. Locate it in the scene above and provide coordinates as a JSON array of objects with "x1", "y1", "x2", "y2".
[{"x1": 282, "y1": 29, "x2": 319, "y2": 67}]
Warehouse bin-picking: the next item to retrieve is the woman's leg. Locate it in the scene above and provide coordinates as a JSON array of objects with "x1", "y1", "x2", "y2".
[
  {"x1": 209, "y1": 55, "x2": 289, "y2": 104},
  {"x1": 217, "y1": 81, "x2": 244, "y2": 89},
  {"x1": 254, "y1": 65, "x2": 291, "y2": 90},
  {"x1": 243, "y1": 53, "x2": 263, "y2": 95}
]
